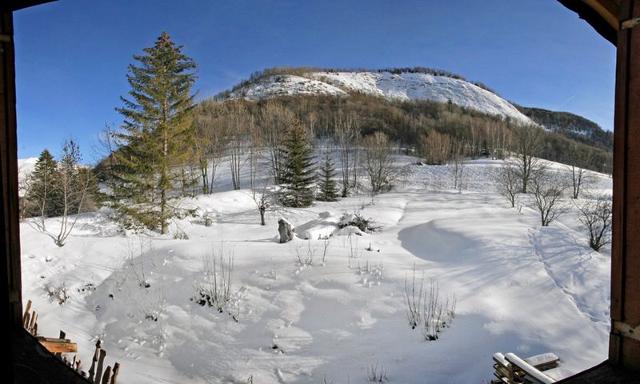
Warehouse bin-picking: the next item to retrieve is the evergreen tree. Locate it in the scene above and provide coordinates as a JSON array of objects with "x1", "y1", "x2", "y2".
[
  {"x1": 317, "y1": 154, "x2": 339, "y2": 201},
  {"x1": 114, "y1": 32, "x2": 197, "y2": 233},
  {"x1": 280, "y1": 124, "x2": 316, "y2": 207},
  {"x1": 24, "y1": 149, "x2": 60, "y2": 225}
]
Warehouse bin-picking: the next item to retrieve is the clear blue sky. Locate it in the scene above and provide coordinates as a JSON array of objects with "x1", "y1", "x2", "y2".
[{"x1": 14, "y1": 0, "x2": 616, "y2": 161}]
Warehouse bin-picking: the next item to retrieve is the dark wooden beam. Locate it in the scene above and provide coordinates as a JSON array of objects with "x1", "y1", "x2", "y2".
[
  {"x1": 1, "y1": 4, "x2": 22, "y2": 333},
  {"x1": 610, "y1": 0, "x2": 640, "y2": 372},
  {"x1": 2, "y1": 1, "x2": 56, "y2": 12},
  {"x1": 1, "y1": 8, "x2": 21, "y2": 383},
  {"x1": 558, "y1": 0, "x2": 620, "y2": 44}
]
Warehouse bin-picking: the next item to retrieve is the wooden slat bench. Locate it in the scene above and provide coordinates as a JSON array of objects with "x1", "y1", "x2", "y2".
[{"x1": 492, "y1": 351, "x2": 559, "y2": 384}]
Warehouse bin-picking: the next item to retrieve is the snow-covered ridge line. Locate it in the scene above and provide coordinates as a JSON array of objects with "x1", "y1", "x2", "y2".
[{"x1": 224, "y1": 70, "x2": 533, "y2": 125}]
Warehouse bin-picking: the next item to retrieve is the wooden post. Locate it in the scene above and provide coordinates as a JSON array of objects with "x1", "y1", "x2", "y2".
[
  {"x1": 110, "y1": 362, "x2": 119, "y2": 384},
  {"x1": 88, "y1": 342, "x2": 101, "y2": 382},
  {"x1": 610, "y1": 0, "x2": 640, "y2": 371},
  {"x1": 101, "y1": 366, "x2": 111, "y2": 384},
  {"x1": 55, "y1": 330, "x2": 66, "y2": 357},
  {"x1": 0, "y1": 3, "x2": 22, "y2": 332},
  {"x1": 95, "y1": 349, "x2": 106, "y2": 384}
]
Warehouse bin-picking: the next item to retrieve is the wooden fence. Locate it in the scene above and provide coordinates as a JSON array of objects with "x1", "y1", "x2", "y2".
[{"x1": 22, "y1": 299, "x2": 121, "y2": 383}]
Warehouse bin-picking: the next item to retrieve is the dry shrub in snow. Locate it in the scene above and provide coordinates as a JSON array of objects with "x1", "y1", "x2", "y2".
[
  {"x1": 404, "y1": 266, "x2": 423, "y2": 330},
  {"x1": 404, "y1": 267, "x2": 456, "y2": 341},
  {"x1": 126, "y1": 236, "x2": 152, "y2": 288},
  {"x1": 356, "y1": 260, "x2": 384, "y2": 287},
  {"x1": 173, "y1": 228, "x2": 189, "y2": 240},
  {"x1": 294, "y1": 240, "x2": 315, "y2": 266},
  {"x1": 46, "y1": 283, "x2": 70, "y2": 305},
  {"x1": 367, "y1": 363, "x2": 389, "y2": 383},
  {"x1": 530, "y1": 171, "x2": 568, "y2": 227},
  {"x1": 495, "y1": 160, "x2": 520, "y2": 208},
  {"x1": 422, "y1": 280, "x2": 456, "y2": 341},
  {"x1": 577, "y1": 196, "x2": 612, "y2": 251},
  {"x1": 338, "y1": 212, "x2": 379, "y2": 233},
  {"x1": 193, "y1": 248, "x2": 235, "y2": 316}
]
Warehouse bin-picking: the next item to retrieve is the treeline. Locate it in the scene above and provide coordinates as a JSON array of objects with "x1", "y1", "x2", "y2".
[
  {"x1": 198, "y1": 93, "x2": 612, "y2": 174},
  {"x1": 517, "y1": 105, "x2": 613, "y2": 151}
]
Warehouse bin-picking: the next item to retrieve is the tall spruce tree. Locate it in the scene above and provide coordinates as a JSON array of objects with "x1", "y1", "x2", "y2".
[
  {"x1": 24, "y1": 149, "x2": 59, "y2": 226},
  {"x1": 114, "y1": 32, "x2": 197, "y2": 233},
  {"x1": 317, "y1": 154, "x2": 339, "y2": 201},
  {"x1": 280, "y1": 124, "x2": 316, "y2": 207}
]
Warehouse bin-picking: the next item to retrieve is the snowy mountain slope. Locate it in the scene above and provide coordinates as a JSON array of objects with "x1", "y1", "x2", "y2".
[
  {"x1": 224, "y1": 70, "x2": 533, "y2": 125},
  {"x1": 313, "y1": 71, "x2": 532, "y2": 124},
  {"x1": 19, "y1": 154, "x2": 612, "y2": 384},
  {"x1": 226, "y1": 74, "x2": 347, "y2": 100}
]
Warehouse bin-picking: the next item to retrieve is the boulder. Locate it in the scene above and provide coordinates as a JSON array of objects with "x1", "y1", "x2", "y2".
[{"x1": 278, "y1": 218, "x2": 294, "y2": 243}]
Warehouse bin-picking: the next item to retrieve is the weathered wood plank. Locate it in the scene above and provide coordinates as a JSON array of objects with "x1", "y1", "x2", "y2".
[
  {"x1": 110, "y1": 362, "x2": 119, "y2": 384},
  {"x1": 38, "y1": 339, "x2": 78, "y2": 353},
  {"x1": 95, "y1": 348, "x2": 106, "y2": 384}
]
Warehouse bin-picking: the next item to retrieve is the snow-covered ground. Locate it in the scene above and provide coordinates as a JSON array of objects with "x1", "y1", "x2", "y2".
[
  {"x1": 227, "y1": 71, "x2": 533, "y2": 125},
  {"x1": 20, "y1": 156, "x2": 611, "y2": 383}
]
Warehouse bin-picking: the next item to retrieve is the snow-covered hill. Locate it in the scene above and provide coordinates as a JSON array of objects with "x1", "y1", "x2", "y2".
[
  {"x1": 20, "y1": 153, "x2": 612, "y2": 384},
  {"x1": 225, "y1": 70, "x2": 533, "y2": 125}
]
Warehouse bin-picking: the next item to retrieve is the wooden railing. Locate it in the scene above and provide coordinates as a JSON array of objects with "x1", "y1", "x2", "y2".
[
  {"x1": 492, "y1": 351, "x2": 559, "y2": 384},
  {"x1": 22, "y1": 299, "x2": 121, "y2": 383}
]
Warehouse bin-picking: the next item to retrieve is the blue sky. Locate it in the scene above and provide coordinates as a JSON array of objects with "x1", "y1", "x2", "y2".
[{"x1": 14, "y1": 0, "x2": 615, "y2": 160}]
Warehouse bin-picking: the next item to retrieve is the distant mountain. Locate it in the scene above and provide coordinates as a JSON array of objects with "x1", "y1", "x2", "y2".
[
  {"x1": 516, "y1": 106, "x2": 613, "y2": 151},
  {"x1": 208, "y1": 67, "x2": 612, "y2": 173},
  {"x1": 220, "y1": 67, "x2": 533, "y2": 125}
]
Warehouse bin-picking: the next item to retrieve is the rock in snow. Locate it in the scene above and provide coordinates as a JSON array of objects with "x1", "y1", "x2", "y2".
[{"x1": 278, "y1": 218, "x2": 294, "y2": 243}]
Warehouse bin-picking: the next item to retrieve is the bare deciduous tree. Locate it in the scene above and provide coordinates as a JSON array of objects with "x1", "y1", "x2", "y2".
[
  {"x1": 513, "y1": 125, "x2": 544, "y2": 193},
  {"x1": 226, "y1": 102, "x2": 251, "y2": 190},
  {"x1": 334, "y1": 111, "x2": 360, "y2": 197},
  {"x1": 251, "y1": 183, "x2": 273, "y2": 226},
  {"x1": 577, "y1": 196, "x2": 612, "y2": 251},
  {"x1": 421, "y1": 130, "x2": 451, "y2": 165},
  {"x1": 495, "y1": 160, "x2": 520, "y2": 208},
  {"x1": 449, "y1": 140, "x2": 465, "y2": 191},
  {"x1": 52, "y1": 140, "x2": 94, "y2": 247},
  {"x1": 362, "y1": 132, "x2": 394, "y2": 195},
  {"x1": 530, "y1": 170, "x2": 567, "y2": 227},
  {"x1": 568, "y1": 148, "x2": 593, "y2": 199},
  {"x1": 259, "y1": 102, "x2": 297, "y2": 184},
  {"x1": 193, "y1": 103, "x2": 227, "y2": 194}
]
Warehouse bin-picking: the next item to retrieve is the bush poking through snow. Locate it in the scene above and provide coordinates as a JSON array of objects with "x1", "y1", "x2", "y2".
[
  {"x1": 422, "y1": 280, "x2": 456, "y2": 341},
  {"x1": 530, "y1": 171, "x2": 568, "y2": 227},
  {"x1": 577, "y1": 196, "x2": 612, "y2": 251},
  {"x1": 404, "y1": 268, "x2": 456, "y2": 341},
  {"x1": 46, "y1": 283, "x2": 70, "y2": 305},
  {"x1": 367, "y1": 363, "x2": 389, "y2": 383},
  {"x1": 355, "y1": 260, "x2": 384, "y2": 287},
  {"x1": 321, "y1": 237, "x2": 330, "y2": 265},
  {"x1": 404, "y1": 266, "x2": 423, "y2": 330},
  {"x1": 294, "y1": 240, "x2": 315, "y2": 266},
  {"x1": 320, "y1": 376, "x2": 334, "y2": 384},
  {"x1": 338, "y1": 212, "x2": 379, "y2": 233},
  {"x1": 173, "y1": 229, "x2": 189, "y2": 240},
  {"x1": 193, "y1": 250, "x2": 234, "y2": 314},
  {"x1": 126, "y1": 236, "x2": 152, "y2": 288}
]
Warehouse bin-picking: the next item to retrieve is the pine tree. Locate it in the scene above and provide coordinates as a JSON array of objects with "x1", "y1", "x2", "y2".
[
  {"x1": 24, "y1": 149, "x2": 59, "y2": 226},
  {"x1": 280, "y1": 124, "x2": 316, "y2": 207},
  {"x1": 317, "y1": 154, "x2": 339, "y2": 201},
  {"x1": 114, "y1": 32, "x2": 197, "y2": 233}
]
